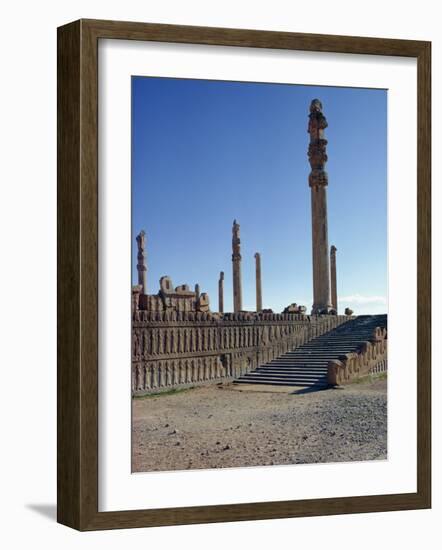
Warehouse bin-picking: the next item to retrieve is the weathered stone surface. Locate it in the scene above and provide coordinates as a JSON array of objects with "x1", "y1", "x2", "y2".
[
  {"x1": 197, "y1": 292, "x2": 210, "y2": 313},
  {"x1": 327, "y1": 325, "x2": 387, "y2": 385},
  {"x1": 330, "y1": 245, "x2": 338, "y2": 313},
  {"x1": 132, "y1": 284, "x2": 143, "y2": 312},
  {"x1": 308, "y1": 100, "x2": 333, "y2": 314},
  {"x1": 132, "y1": 312, "x2": 351, "y2": 395},
  {"x1": 232, "y1": 220, "x2": 242, "y2": 312},
  {"x1": 283, "y1": 303, "x2": 307, "y2": 314},
  {"x1": 218, "y1": 271, "x2": 224, "y2": 313},
  {"x1": 160, "y1": 276, "x2": 174, "y2": 294},
  {"x1": 254, "y1": 252, "x2": 263, "y2": 312},
  {"x1": 136, "y1": 230, "x2": 147, "y2": 294},
  {"x1": 308, "y1": 99, "x2": 329, "y2": 188},
  {"x1": 175, "y1": 284, "x2": 192, "y2": 295},
  {"x1": 137, "y1": 275, "x2": 211, "y2": 314}
]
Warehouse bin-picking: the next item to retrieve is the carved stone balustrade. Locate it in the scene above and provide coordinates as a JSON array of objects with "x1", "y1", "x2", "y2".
[
  {"x1": 327, "y1": 326, "x2": 388, "y2": 386},
  {"x1": 132, "y1": 312, "x2": 351, "y2": 395}
]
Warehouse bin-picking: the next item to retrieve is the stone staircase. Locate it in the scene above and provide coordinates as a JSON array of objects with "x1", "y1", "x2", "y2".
[{"x1": 234, "y1": 315, "x2": 387, "y2": 389}]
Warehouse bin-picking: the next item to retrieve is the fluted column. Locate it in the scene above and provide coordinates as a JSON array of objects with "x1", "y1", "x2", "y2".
[
  {"x1": 232, "y1": 220, "x2": 242, "y2": 312},
  {"x1": 330, "y1": 245, "x2": 338, "y2": 312},
  {"x1": 308, "y1": 99, "x2": 333, "y2": 314},
  {"x1": 218, "y1": 271, "x2": 224, "y2": 313},
  {"x1": 136, "y1": 230, "x2": 147, "y2": 294},
  {"x1": 254, "y1": 252, "x2": 262, "y2": 311}
]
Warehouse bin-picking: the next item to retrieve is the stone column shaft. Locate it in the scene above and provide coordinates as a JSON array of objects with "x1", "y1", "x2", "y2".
[
  {"x1": 232, "y1": 220, "x2": 242, "y2": 312},
  {"x1": 218, "y1": 271, "x2": 224, "y2": 313},
  {"x1": 330, "y1": 245, "x2": 338, "y2": 312},
  {"x1": 255, "y1": 252, "x2": 262, "y2": 312},
  {"x1": 136, "y1": 230, "x2": 147, "y2": 294},
  {"x1": 233, "y1": 260, "x2": 242, "y2": 312},
  {"x1": 308, "y1": 99, "x2": 333, "y2": 314},
  {"x1": 310, "y1": 186, "x2": 332, "y2": 312}
]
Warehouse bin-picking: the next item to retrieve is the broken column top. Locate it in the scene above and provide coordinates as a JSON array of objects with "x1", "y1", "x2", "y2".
[
  {"x1": 136, "y1": 229, "x2": 146, "y2": 247},
  {"x1": 308, "y1": 99, "x2": 328, "y2": 139},
  {"x1": 310, "y1": 98, "x2": 324, "y2": 113},
  {"x1": 232, "y1": 220, "x2": 241, "y2": 256},
  {"x1": 308, "y1": 98, "x2": 329, "y2": 188}
]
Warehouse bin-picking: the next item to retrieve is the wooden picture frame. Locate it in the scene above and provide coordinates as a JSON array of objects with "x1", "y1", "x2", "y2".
[{"x1": 57, "y1": 19, "x2": 431, "y2": 531}]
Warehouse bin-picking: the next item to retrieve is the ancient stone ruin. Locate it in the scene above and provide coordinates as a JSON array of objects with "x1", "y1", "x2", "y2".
[
  {"x1": 132, "y1": 309, "x2": 351, "y2": 395},
  {"x1": 134, "y1": 271, "x2": 211, "y2": 314},
  {"x1": 308, "y1": 99, "x2": 334, "y2": 314},
  {"x1": 131, "y1": 99, "x2": 386, "y2": 394},
  {"x1": 232, "y1": 219, "x2": 243, "y2": 313},
  {"x1": 255, "y1": 252, "x2": 263, "y2": 312}
]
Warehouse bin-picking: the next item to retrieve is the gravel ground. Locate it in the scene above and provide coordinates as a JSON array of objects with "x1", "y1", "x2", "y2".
[{"x1": 132, "y1": 377, "x2": 387, "y2": 472}]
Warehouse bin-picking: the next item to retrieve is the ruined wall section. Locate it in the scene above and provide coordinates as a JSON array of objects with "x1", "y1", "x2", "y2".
[
  {"x1": 132, "y1": 312, "x2": 350, "y2": 395},
  {"x1": 327, "y1": 326, "x2": 388, "y2": 386}
]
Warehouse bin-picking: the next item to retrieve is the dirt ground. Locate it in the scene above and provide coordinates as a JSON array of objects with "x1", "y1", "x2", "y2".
[{"x1": 132, "y1": 377, "x2": 387, "y2": 472}]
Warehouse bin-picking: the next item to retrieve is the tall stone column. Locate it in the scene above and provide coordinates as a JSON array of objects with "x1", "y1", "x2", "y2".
[
  {"x1": 136, "y1": 230, "x2": 147, "y2": 294},
  {"x1": 232, "y1": 220, "x2": 243, "y2": 312},
  {"x1": 218, "y1": 271, "x2": 224, "y2": 313},
  {"x1": 254, "y1": 252, "x2": 263, "y2": 312},
  {"x1": 330, "y1": 245, "x2": 338, "y2": 312},
  {"x1": 308, "y1": 99, "x2": 333, "y2": 314}
]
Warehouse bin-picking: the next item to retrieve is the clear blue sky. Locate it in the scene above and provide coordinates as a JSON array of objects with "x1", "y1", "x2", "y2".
[{"x1": 132, "y1": 76, "x2": 387, "y2": 315}]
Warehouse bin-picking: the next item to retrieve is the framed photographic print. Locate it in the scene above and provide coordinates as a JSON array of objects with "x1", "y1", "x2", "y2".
[{"x1": 57, "y1": 19, "x2": 431, "y2": 530}]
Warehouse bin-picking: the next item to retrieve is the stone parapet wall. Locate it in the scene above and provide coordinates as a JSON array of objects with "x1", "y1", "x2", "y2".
[
  {"x1": 370, "y1": 358, "x2": 388, "y2": 375},
  {"x1": 132, "y1": 313, "x2": 351, "y2": 395},
  {"x1": 327, "y1": 327, "x2": 388, "y2": 386}
]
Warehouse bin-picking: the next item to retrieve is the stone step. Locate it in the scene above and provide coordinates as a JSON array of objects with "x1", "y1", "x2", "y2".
[
  {"x1": 233, "y1": 315, "x2": 386, "y2": 390},
  {"x1": 289, "y1": 343, "x2": 363, "y2": 347},
  {"x1": 255, "y1": 365, "x2": 328, "y2": 372},
  {"x1": 253, "y1": 365, "x2": 328, "y2": 373},
  {"x1": 268, "y1": 359, "x2": 329, "y2": 362},
  {"x1": 278, "y1": 358, "x2": 346, "y2": 362},
  {"x1": 241, "y1": 370, "x2": 327, "y2": 378},
  {"x1": 234, "y1": 379, "x2": 327, "y2": 387},
  {"x1": 302, "y1": 338, "x2": 368, "y2": 349},
  {"x1": 242, "y1": 374, "x2": 326, "y2": 381},
  {"x1": 289, "y1": 341, "x2": 368, "y2": 346},
  {"x1": 310, "y1": 332, "x2": 375, "y2": 335},
  {"x1": 238, "y1": 376, "x2": 327, "y2": 385},
  {"x1": 236, "y1": 376, "x2": 327, "y2": 386},
  {"x1": 308, "y1": 333, "x2": 375, "y2": 337},
  {"x1": 267, "y1": 364, "x2": 328, "y2": 369},
  {"x1": 292, "y1": 350, "x2": 361, "y2": 354},
  {"x1": 298, "y1": 341, "x2": 369, "y2": 347},
  {"x1": 258, "y1": 361, "x2": 329, "y2": 369},
  {"x1": 282, "y1": 351, "x2": 355, "y2": 356},
  {"x1": 300, "y1": 342, "x2": 367, "y2": 347},
  {"x1": 285, "y1": 350, "x2": 358, "y2": 354},
  {"x1": 265, "y1": 363, "x2": 329, "y2": 368},
  {"x1": 300, "y1": 341, "x2": 368, "y2": 345},
  {"x1": 270, "y1": 358, "x2": 330, "y2": 362},
  {"x1": 246, "y1": 367, "x2": 326, "y2": 374}
]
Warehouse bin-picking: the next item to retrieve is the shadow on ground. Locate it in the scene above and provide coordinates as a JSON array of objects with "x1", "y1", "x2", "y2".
[
  {"x1": 290, "y1": 385, "x2": 332, "y2": 395},
  {"x1": 26, "y1": 503, "x2": 57, "y2": 521}
]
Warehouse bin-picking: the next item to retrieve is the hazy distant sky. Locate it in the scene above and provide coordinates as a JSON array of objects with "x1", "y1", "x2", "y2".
[{"x1": 132, "y1": 76, "x2": 387, "y2": 315}]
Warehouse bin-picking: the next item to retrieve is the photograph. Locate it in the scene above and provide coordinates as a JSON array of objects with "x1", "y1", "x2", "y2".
[{"x1": 130, "y1": 76, "x2": 388, "y2": 473}]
